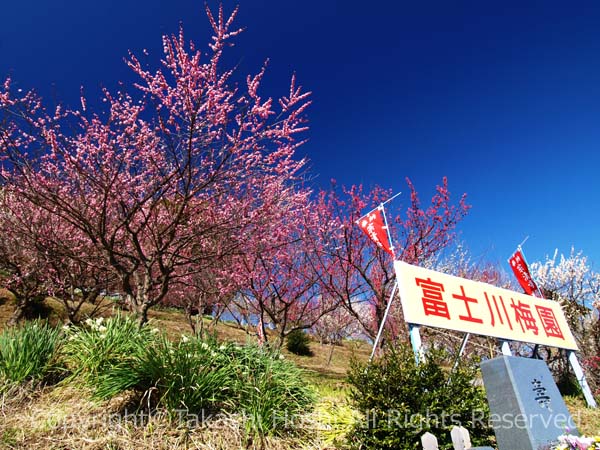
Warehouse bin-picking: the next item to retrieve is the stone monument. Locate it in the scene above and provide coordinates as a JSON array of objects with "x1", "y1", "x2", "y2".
[{"x1": 481, "y1": 355, "x2": 578, "y2": 450}]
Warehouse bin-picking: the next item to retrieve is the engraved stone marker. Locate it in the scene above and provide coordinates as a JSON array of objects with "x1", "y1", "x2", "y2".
[{"x1": 481, "y1": 355, "x2": 578, "y2": 450}]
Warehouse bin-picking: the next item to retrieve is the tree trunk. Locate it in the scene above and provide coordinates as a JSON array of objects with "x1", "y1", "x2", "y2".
[
  {"x1": 7, "y1": 291, "x2": 34, "y2": 327},
  {"x1": 8, "y1": 296, "x2": 28, "y2": 326},
  {"x1": 326, "y1": 342, "x2": 335, "y2": 366},
  {"x1": 137, "y1": 302, "x2": 151, "y2": 328},
  {"x1": 126, "y1": 293, "x2": 151, "y2": 328}
]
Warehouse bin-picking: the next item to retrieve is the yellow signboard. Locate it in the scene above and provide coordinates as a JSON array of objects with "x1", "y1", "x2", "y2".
[{"x1": 394, "y1": 261, "x2": 578, "y2": 350}]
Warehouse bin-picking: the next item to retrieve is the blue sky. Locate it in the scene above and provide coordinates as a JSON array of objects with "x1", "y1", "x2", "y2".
[{"x1": 2, "y1": 1, "x2": 600, "y2": 271}]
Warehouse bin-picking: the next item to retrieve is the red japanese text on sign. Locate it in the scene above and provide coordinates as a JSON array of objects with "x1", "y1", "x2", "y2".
[
  {"x1": 395, "y1": 261, "x2": 578, "y2": 350},
  {"x1": 536, "y1": 305, "x2": 565, "y2": 340},
  {"x1": 452, "y1": 285, "x2": 483, "y2": 324},
  {"x1": 415, "y1": 277, "x2": 450, "y2": 319},
  {"x1": 511, "y1": 299, "x2": 539, "y2": 335},
  {"x1": 484, "y1": 292, "x2": 513, "y2": 330}
]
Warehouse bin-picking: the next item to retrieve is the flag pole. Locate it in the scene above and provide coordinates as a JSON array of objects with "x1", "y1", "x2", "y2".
[
  {"x1": 516, "y1": 242, "x2": 544, "y2": 299},
  {"x1": 369, "y1": 281, "x2": 398, "y2": 362},
  {"x1": 381, "y1": 192, "x2": 401, "y2": 260},
  {"x1": 380, "y1": 203, "x2": 396, "y2": 260},
  {"x1": 381, "y1": 191, "x2": 402, "y2": 207},
  {"x1": 518, "y1": 235, "x2": 530, "y2": 249},
  {"x1": 367, "y1": 192, "x2": 401, "y2": 362},
  {"x1": 355, "y1": 191, "x2": 402, "y2": 224}
]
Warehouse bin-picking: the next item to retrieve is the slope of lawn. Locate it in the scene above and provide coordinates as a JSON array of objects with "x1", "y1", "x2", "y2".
[
  {"x1": 0, "y1": 293, "x2": 598, "y2": 450},
  {"x1": 0, "y1": 294, "x2": 367, "y2": 449}
]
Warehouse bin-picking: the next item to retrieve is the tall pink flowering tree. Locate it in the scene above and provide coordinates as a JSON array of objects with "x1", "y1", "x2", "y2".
[
  {"x1": 0, "y1": 189, "x2": 110, "y2": 324},
  {"x1": 0, "y1": 191, "x2": 52, "y2": 324},
  {"x1": 313, "y1": 178, "x2": 470, "y2": 342},
  {"x1": 225, "y1": 193, "x2": 344, "y2": 347},
  {"x1": 0, "y1": 6, "x2": 311, "y2": 325}
]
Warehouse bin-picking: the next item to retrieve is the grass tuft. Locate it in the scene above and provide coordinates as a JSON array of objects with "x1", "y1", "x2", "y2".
[
  {"x1": 60, "y1": 314, "x2": 156, "y2": 389},
  {"x1": 0, "y1": 320, "x2": 62, "y2": 388},
  {"x1": 95, "y1": 334, "x2": 233, "y2": 415}
]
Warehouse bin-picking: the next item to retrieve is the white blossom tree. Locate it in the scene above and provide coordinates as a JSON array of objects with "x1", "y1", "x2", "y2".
[{"x1": 530, "y1": 247, "x2": 600, "y2": 396}]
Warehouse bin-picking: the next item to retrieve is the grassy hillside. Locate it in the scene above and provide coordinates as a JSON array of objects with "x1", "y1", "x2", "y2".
[
  {"x1": 0, "y1": 294, "x2": 368, "y2": 449},
  {"x1": 0, "y1": 293, "x2": 598, "y2": 449}
]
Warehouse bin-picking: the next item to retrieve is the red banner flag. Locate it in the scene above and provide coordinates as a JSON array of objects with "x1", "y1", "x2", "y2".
[
  {"x1": 358, "y1": 207, "x2": 394, "y2": 257},
  {"x1": 509, "y1": 249, "x2": 542, "y2": 297}
]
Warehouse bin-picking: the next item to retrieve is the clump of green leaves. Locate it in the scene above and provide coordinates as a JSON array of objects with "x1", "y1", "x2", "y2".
[
  {"x1": 0, "y1": 320, "x2": 62, "y2": 387},
  {"x1": 346, "y1": 344, "x2": 493, "y2": 450},
  {"x1": 61, "y1": 316, "x2": 315, "y2": 438},
  {"x1": 286, "y1": 329, "x2": 313, "y2": 356},
  {"x1": 60, "y1": 314, "x2": 156, "y2": 387},
  {"x1": 222, "y1": 343, "x2": 315, "y2": 437},
  {"x1": 94, "y1": 334, "x2": 232, "y2": 416}
]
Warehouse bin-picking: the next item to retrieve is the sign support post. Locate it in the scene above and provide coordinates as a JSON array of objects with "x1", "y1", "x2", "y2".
[
  {"x1": 568, "y1": 350, "x2": 597, "y2": 408},
  {"x1": 409, "y1": 323, "x2": 424, "y2": 364},
  {"x1": 500, "y1": 340, "x2": 512, "y2": 356},
  {"x1": 369, "y1": 282, "x2": 398, "y2": 362},
  {"x1": 451, "y1": 333, "x2": 470, "y2": 372}
]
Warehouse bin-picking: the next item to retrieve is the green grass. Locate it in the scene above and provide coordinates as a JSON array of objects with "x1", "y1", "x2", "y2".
[
  {"x1": 0, "y1": 320, "x2": 62, "y2": 387},
  {"x1": 0, "y1": 298, "x2": 597, "y2": 449},
  {"x1": 60, "y1": 314, "x2": 156, "y2": 387},
  {"x1": 94, "y1": 334, "x2": 233, "y2": 415},
  {"x1": 59, "y1": 318, "x2": 317, "y2": 438},
  {"x1": 220, "y1": 342, "x2": 316, "y2": 437}
]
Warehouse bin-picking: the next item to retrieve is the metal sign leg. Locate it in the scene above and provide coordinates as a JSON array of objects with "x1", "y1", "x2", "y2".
[
  {"x1": 500, "y1": 340, "x2": 512, "y2": 356},
  {"x1": 568, "y1": 351, "x2": 597, "y2": 408},
  {"x1": 369, "y1": 282, "x2": 398, "y2": 362},
  {"x1": 410, "y1": 324, "x2": 424, "y2": 364},
  {"x1": 451, "y1": 333, "x2": 470, "y2": 372}
]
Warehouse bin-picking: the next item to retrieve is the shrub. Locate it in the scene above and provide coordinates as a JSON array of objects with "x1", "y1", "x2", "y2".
[
  {"x1": 61, "y1": 313, "x2": 315, "y2": 439},
  {"x1": 346, "y1": 344, "x2": 494, "y2": 450},
  {"x1": 0, "y1": 320, "x2": 62, "y2": 387},
  {"x1": 286, "y1": 329, "x2": 313, "y2": 356}
]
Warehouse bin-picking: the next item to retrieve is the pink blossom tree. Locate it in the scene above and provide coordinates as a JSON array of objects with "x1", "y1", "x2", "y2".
[
  {"x1": 226, "y1": 194, "x2": 344, "y2": 347},
  {"x1": 0, "y1": 5, "x2": 312, "y2": 325},
  {"x1": 0, "y1": 188, "x2": 115, "y2": 324},
  {"x1": 312, "y1": 178, "x2": 470, "y2": 342},
  {"x1": 0, "y1": 191, "x2": 51, "y2": 325}
]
